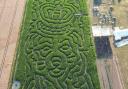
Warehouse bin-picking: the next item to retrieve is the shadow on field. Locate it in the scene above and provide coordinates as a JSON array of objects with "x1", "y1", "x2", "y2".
[{"x1": 94, "y1": 37, "x2": 113, "y2": 59}]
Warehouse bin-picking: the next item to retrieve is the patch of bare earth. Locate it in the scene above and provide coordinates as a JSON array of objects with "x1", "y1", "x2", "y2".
[
  {"x1": 111, "y1": 1, "x2": 128, "y2": 89},
  {"x1": 114, "y1": 46, "x2": 128, "y2": 89},
  {"x1": 113, "y1": 0, "x2": 128, "y2": 27},
  {"x1": 108, "y1": 37, "x2": 126, "y2": 89},
  {"x1": 0, "y1": 0, "x2": 26, "y2": 89}
]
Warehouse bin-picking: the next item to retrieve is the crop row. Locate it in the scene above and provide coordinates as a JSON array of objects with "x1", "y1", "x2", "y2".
[{"x1": 11, "y1": 0, "x2": 100, "y2": 89}]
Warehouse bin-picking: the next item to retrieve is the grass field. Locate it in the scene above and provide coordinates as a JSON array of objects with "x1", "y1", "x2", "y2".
[{"x1": 10, "y1": 0, "x2": 100, "y2": 89}]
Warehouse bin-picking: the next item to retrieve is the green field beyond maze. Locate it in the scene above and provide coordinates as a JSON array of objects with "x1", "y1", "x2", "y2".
[{"x1": 11, "y1": 0, "x2": 100, "y2": 89}]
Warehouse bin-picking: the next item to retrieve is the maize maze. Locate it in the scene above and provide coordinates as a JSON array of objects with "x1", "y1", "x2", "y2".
[{"x1": 11, "y1": 0, "x2": 100, "y2": 89}]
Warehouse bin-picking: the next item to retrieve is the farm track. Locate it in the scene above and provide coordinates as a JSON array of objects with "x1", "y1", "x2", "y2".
[
  {"x1": 0, "y1": 0, "x2": 26, "y2": 89},
  {"x1": 109, "y1": 37, "x2": 124, "y2": 89}
]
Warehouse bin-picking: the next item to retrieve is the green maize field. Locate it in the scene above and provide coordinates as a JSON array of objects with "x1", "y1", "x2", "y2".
[{"x1": 10, "y1": 0, "x2": 100, "y2": 89}]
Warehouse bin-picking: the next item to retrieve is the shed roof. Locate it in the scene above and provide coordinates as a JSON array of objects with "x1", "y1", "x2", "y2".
[
  {"x1": 115, "y1": 39, "x2": 128, "y2": 47},
  {"x1": 113, "y1": 27, "x2": 128, "y2": 41},
  {"x1": 92, "y1": 26, "x2": 112, "y2": 37}
]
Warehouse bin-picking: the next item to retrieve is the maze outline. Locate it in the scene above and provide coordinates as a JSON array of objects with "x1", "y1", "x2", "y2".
[{"x1": 11, "y1": 0, "x2": 100, "y2": 89}]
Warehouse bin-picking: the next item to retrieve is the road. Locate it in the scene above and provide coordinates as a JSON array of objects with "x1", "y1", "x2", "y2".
[{"x1": 0, "y1": 0, "x2": 26, "y2": 89}]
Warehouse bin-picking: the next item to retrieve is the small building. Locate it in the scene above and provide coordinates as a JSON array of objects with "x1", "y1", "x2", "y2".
[
  {"x1": 113, "y1": 27, "x2": 128, "y2": 47},
  {"x1": 92, "y1": 26, "x2": 112, "y2": 37}
]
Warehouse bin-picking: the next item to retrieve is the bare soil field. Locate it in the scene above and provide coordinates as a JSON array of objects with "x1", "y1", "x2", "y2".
[
  {"x1": 112, "y1": 1, "x2": 128, "y2": 89},
  {"x1": 0, "y1": 0, "x2": 26, "y2": 89},
  {"x1": 88, "y1": 0, "x2": 124, "y2": 89},
  {"x1": 109, "y1": 37, "x2": 126, "y2": 89},
  {"x1": 114, "y1": 46, "x2": 128, "y2": 89},
  {"x1": 96, "y1": 57, "x2": 124, "y2": 89},
  {"x1": 113, "y1": 0, "x2": 128, "y2": 27}
]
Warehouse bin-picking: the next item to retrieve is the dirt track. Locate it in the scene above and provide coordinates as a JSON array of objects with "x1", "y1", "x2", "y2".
[
  {"x1": 96, "y1": 55, "x2": 124, "y2": 89},
  {"x1": 96, "y1": 37, "x2": 124, "y2": 89},
  {"x1": 0, "y1": 0, "x2": 26, "y2": 89}
]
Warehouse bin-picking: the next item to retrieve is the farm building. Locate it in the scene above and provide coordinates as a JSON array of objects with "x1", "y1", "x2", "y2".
[{"x1": 113, "y1": 27, "x2": 128, "y2": 47}]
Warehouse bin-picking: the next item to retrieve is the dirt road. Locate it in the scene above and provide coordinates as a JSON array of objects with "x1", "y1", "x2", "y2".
[
  {"x1": 109, "y1": 37, "x2": 125, "y2": 89},
  {"x1": 0, "y1": 0, "x2": 26, "y2": 89},
  {"x1": 97, "y1": 59, "x2": 111, "y2": 89},
  {"x1": 97, "y1": 57, "x2": 124, "y2": 89},
  {"x1": 96, "y1": 36, "x2": 124, "y2": 89}
]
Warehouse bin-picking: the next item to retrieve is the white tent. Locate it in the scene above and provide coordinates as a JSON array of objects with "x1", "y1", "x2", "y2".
[
  {"x1": 92, "y1": 26, "x2": 112, "y2": 37},
  {"x1": 113, "y1": 27, "x2": 128, "y2": 47},
  {"x1": 113, "y1": 27, "x2": 128, "y2": 41}
]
